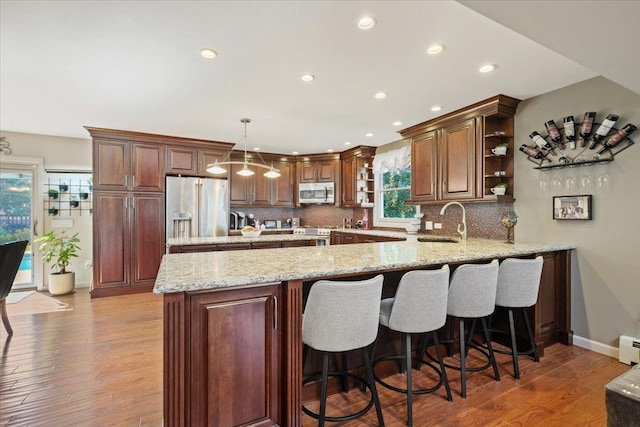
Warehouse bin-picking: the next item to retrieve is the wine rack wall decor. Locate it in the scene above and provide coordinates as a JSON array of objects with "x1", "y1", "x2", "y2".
[
  {"x1": 520, "y1": 112, "x2": 636, "y2": 171},
  {"x1": 44, "y1": 178, "x2": 92, "y2": 216}
]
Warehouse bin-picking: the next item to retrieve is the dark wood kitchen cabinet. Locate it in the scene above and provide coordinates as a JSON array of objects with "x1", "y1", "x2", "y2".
[
  {"x1": 93, "y1": 139, "x2": 165, "y2": 192},
  {"x1": 297, "y1": 154, "x2": 339, "y2": 183},
  {"x1": 400, "y1": 94, "x2": 520, "y2": 204},
  {"x1": 86, "y1": 127, "x2": 235, "y2": 297},
  {"x1": 92, "y1": 192, "x2": 165, "y2": 297},
  {"x1": 164, "y1": 284, "x2": 282, "y2": 426},
  {"x1": 340, "y1": 146, "x2": 375, "y2": 208},
  {"x1": 166, "y1": 145, "x2": 231, "y2": 177},
  {"x1": 230, "y1": 152, "x2": 295, "y2": 208}
]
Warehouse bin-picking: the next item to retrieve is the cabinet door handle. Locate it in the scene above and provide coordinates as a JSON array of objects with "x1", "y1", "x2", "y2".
[
  {"x1": 273, "y1": 296, "x2": 278, "y2": 330},
  {"x1": 124, "y1": 175, "x2": 128, "y2": 187},
  {"x1": 132, "y1": 175, "x2": 136, "y2": 188},
  {"x1": 33, "y1": 219, "x2": 38, "y2": 236},
  {"x1": 124, "y1": 197, "x2": 128, "y2": 209}
]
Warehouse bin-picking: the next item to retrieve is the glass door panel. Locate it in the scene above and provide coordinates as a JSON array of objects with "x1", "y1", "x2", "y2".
[{"x1": 0, "y1": 169, "x2": 34, "y2": 287}]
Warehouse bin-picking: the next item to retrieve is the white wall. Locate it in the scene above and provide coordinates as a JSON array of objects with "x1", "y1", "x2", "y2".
[
  {"x1": 514, "y1": 77, "x2": 640, "y2": 350},
  {"x1": 0, "y1": 130, "x2": 93, "y2": 289}
]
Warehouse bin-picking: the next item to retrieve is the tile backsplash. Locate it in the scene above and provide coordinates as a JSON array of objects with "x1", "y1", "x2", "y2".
[{"x1": 234, "y1": 202, "x2": 514, "y2": 240}]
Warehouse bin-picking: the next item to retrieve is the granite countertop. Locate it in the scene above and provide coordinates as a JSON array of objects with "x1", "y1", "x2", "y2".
[
  {"x1": 166, "y1": 233, "x2": 323, "y2": 247},
  {"x1": 154, "y1": 238, "x2": 575, "y2": 294}
]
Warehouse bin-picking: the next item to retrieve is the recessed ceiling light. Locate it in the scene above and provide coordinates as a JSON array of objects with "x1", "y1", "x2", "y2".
[
  {"x1": 199, "y1": 48, "x2": 217, "y2": 59},
  {"x1": 479, "y1": 64, "x2": 496, "y2": 73},
  {"x1": 426, "y1": 44, "x2": 445, "y2": 55},
  {"x1": 431, "y1": 105, "x2": 442, "y2": 112},
  {"x1": 393, "y1": 121, "x2": 402, "y2": 127},
  {"x1": 292, "y1": 151, "x2": 299, "y2": 155},
  {"x1": 366, "y1": 133, "x2": 373, "y2": 137},
  {"x1": 253, "y1": 147, "x2": 260, "y2": 151},
  {"x1": 357, "y1": 16, "x2": 376, "y2": 30},
  {"x1": 374, "y1": 92, "x2": 387, "y2": 99},
  {"x1": 300, "y1": 74, "x2": 315, "y2": 82},
  {"x1": 344, "y1": 141, "x2": 351, "y2": 146},
  {"x1": 327, "y1": 149, "x2": 334, "y2": 152}
]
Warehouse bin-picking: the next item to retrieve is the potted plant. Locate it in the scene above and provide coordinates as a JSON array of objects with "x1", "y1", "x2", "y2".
[
  {"x1": 59, "y1": 182, "x2": 68, "y2": 192},
  {"x1": 48, "y1": 207, "x2": 59, "y2": 216},
  {"x1": 35, "y1": 231, "x2": 81, "y2": 295},
  {"x1": 69, "y1": 195, "x2": 79, "y2": 208},
  {"x1": 48, "y1": 188, "x2": 59, "y2": 199},
  {"x1": 87, "y1": 177, "x2": 93, "y2": 192},
  {"x1": 79, "y1": 191, "x2": 89, "y2": 200}
]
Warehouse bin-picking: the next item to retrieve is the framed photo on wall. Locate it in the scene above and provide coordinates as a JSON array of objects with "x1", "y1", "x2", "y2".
[{"x1": 553, "y1": 195, "x2": 593, "y2": 220}]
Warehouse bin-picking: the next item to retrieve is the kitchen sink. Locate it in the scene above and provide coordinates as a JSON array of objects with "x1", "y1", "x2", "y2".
[{"x1": 417, "y1": 236, "x2": 459, "y2": 243}]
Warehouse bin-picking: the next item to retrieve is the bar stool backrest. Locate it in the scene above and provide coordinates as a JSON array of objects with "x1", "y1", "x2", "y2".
[
  {"x1": 387, "y1": 265, "x2": 450, "y2": 333},
  {"x1": 496, "y1": 256, "x2": 544, "y2": 308},
  {"x1": 303, "y1": 274, "x2": 384, "y2": 353},
  {"x1": 447, "y1": 259, "x2": 499, "y2": 318}
]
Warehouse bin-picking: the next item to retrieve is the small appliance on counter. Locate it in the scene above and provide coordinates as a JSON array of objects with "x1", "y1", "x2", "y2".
[
  {"x1": 263, "y1": 219, "x2": 278, "y2": 229},
  {"x1": 230, "y1": 211, "x2": 246, "y2": 230},
  {"x1": 246, "y1": 213, "x2": 256, "y2": 227},
  {"x1": 291, "y1": 218, "x2": 300, "y2": 228}
]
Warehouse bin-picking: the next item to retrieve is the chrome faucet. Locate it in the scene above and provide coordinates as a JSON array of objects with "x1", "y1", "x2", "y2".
[{"x1": 440, "y1": 202, "x2": 467, "y2": 243}]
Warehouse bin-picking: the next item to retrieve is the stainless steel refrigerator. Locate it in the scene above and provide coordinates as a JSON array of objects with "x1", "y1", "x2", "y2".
[{"x1": 165, "y1": 176, "x2": 229, "y2": 240}]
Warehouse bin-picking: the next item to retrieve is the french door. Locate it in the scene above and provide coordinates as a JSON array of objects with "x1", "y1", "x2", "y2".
[{"x1": 0, "y1": 160, "x2": 43, "y2": 289}]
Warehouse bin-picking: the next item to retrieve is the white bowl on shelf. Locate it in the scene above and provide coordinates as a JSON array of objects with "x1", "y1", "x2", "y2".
[{"x1": 240, "y1": 230, "x2": 262, "y2": 238}]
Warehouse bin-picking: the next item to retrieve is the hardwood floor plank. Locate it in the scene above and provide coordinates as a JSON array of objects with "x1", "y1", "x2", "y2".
[{"x1": 1, "y1": 289, "x2": 630, "y2": 427}]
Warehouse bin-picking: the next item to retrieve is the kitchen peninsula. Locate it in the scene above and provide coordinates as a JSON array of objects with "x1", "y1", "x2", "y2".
[{"x1": 154, "y1": 237, "x2": 574, "y2": 426}]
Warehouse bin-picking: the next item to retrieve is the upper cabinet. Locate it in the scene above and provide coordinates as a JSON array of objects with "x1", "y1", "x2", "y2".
[
  {"x1": 296, "y1": 154, "x2": 339, "y2": 183},
  {"x1": 400, "y1": 95, "x2": 520, "y2": 204},
  {"x1": 340, "y1": 146, "x2": 375, "y2": 208},
  {"x1": 166, "y1": 145, "x2": 231, "y2": 177},
  {"x1": 92, "y1": 138, "x2": 164, "y2": 192},
  {"x1": 230, "y1": 151, "x2": 296, "y2": 208}
]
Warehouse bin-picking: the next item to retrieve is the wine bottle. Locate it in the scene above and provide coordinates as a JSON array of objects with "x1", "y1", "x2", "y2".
[
  {"x1": 519, "y1": 144, "x2": 544, "y2": 159},
  {"x1": 597, "y1": 124, "x2": 637, "y2": 154},
  {"x1": 579, "y1": 112, "x2": 596, "y2": 147},
  {"x1": 529, "y1": 131, "x2": 557, "y2": 156},
  {"x1": 589, "y1": 114, "x2": 619, "y2": 149},
  {"x1": 544, "y1": 120, "x2": 565, "y2": 150},
  {"x1": 563, "y1": 116, "x2": 576, "y2": 149}
]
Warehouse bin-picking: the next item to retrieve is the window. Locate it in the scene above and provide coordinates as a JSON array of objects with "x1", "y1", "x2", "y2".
[{"x1": 372, "y1": 145, "x2": 418, "y2": 228}]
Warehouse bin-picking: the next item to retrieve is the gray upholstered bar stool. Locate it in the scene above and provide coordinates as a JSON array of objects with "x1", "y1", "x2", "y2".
[
  {"x1": 428, "y1": 259, "x2": 500, "y2": 398},
  {"x1": 302, "y1": 275, "x2": 385, "y2": 426},
  {"x1": 373, "y1": 266, "x2": 452, "y2": 427},
  {"x1": 489, "y1": 256, "x2": 544, "y2": 379}
]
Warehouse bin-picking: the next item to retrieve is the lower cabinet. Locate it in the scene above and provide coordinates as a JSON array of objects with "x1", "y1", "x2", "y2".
[
  {"x1": 168, "y1": 239, "x2": 316, "y2": 253},
  {"x1": 164, "y1": 284, "x2": 282, "y2": 426},
  {"x1": 92, "y1": 192, "x2": 165, "y2": 297},
  {"x1": 331, "y1": 231, "x2": 405, "y2": 245}
]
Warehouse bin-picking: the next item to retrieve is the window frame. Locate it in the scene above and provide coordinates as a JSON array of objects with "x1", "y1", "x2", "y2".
[{"x1": 373, "y1": 166, "x2": 419, "y2": 228}]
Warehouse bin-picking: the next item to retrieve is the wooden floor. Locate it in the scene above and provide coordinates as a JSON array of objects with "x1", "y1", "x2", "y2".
[{"x1": 1, "y1": 289, "x2": 628, "y2": 426}]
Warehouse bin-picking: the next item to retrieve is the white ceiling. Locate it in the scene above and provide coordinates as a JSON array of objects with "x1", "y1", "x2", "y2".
[{"x1": 2, "y1": 1, "x2": 632, "y2": 155}]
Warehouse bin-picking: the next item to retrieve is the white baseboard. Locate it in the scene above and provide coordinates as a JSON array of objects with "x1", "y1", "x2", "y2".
[{"x1": 572, "y1": 335, "x2": 619, "y2": 359}]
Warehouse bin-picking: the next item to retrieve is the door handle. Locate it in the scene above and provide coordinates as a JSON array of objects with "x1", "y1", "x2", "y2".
[
  {"x1": 33, "y1": 219, "x2": 38, "y2": 236},
  {"x1": 273, "y1": 296, "x2": 278, "y2": 330}
]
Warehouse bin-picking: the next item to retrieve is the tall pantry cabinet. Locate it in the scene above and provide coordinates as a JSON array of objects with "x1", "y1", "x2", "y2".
[
  {"x1": 87, "y1": 127, "x2": 166, "y2": 298},
  {"x1": 86, "y1": 127, "x2": 234, "y2": 298}
]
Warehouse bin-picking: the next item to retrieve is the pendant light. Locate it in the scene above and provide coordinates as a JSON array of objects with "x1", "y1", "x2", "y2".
[{"x1": 206, "y1": 118, "x2": 281, "y2": 178}]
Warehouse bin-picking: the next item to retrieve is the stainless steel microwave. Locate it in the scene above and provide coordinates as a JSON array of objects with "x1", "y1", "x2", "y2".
[{"x1": 298, "y1": 182, "x2": 335, "y2": 204}]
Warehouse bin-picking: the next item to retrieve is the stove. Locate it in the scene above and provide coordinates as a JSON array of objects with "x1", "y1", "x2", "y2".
[{"x1": 293, "y1": 227, "x2": 333, "y2": 236}]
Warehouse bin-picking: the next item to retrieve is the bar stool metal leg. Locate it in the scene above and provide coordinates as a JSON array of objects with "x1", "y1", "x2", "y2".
[
  {"x1": 507, "y1": 309, "x2": 520, "y2": 379},
  {"x1": 363, "y1": 347, "x2": 385, "y2": 427},
  {"x1": 522, "y1": 308, "x2": 540, "y2": 362},
  {"x1": 319, "y1": 352, "x2": 329, "y2": 427}
]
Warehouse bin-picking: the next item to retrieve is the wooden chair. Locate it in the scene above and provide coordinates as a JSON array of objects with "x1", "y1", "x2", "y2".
[{"x1": 0, "y1": 240, "x2": 29, "y2": 335}]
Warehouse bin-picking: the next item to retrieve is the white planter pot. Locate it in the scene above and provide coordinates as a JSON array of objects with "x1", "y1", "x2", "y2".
[{"x1": 48, "y1": 272, "x2": 75, "y2": 295}]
